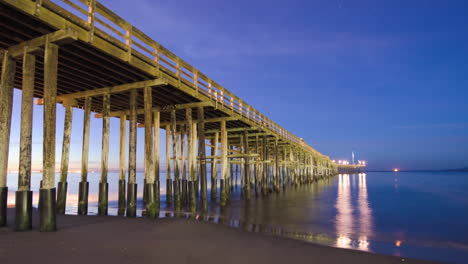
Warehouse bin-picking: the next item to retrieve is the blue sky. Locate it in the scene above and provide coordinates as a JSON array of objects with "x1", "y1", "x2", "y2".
[{"x1": 7, "y1": 0, "x2": 468, "y2": 171}]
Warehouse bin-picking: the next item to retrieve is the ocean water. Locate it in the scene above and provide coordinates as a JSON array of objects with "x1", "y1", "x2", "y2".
[{"x1": 5, "y1": 171, "x2": 468, "y2": 263}]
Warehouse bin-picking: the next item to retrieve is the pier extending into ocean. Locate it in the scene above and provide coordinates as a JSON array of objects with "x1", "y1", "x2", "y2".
[{"x1": 0, "y1": 0, "x2": 345, "y2": 231}]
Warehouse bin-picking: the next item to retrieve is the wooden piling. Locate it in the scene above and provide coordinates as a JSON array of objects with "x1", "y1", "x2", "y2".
[
  {"x1": 57, "y1": 102, "x2": 73, "y2": 215},
  {"x1": 185, "y1": 108, "x2": 196, "y2": 212},
  {"x1": 165, "y1": 124, "x2": 172, "y2": 206},
  {"x1": 171, "y1": 110, "x2": 181, "y2": 210},
  {"x1": 126, "y1": 89, "x2": 137, "y2": 217},
  {"x1": 210, "y1": 133, "x2": 219, "y2": 201},
  {"x1": 274, "y1": 138, "x2": 279, "y2": 192},
  {"x1": 0, "y1": 51, "x2": 16, "y2": 227},
  {"x1": 181, "y1": 125, "x2": 188, "y2": 206},
  {"x1": 144, "y1": 86, "x2": 156, "y2": 217},
  {"x1": 262, "y1": 135, "x2": 268, "y2": 195},
  {"x1": 153, "y1": 110, "x2": 160, "y2": 215},
  {"x1": 98, "y1": 94, "x2": 110, "y2": 216},
  {"x1": 220, "y1": 120, "x2": 228, "y2": 206},
  {"x1": 15, "y1": 52, "x2": 35, "y2": 230},
  {"x1": 40, "y1": 42, "x2": 59, "y2": 231},
  {"x1": 254, "y1": 136, "x2": 260, "y2": 196},
  {"x1": 78, "y1": 97, "x2": 91, "y2": 215},
  {"x1": 197, "y1": 107, "x2": 208, "y2": 211},
  {"x1": 243, "y1": 131, "x2": 251, "y2": 200},
  {"x1": 118, "y1": 114, "x2": 127, "y2": 216}
]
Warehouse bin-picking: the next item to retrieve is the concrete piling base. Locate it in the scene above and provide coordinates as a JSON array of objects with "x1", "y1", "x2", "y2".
[
  {"x1": 98, "y1": 182, "x2": 108, "y2": 216},
  {"x1": 56, "y1": 181, "x2": 67, "y2": 214},
  {"x1": 0, "y1": 187, "x2": 7, "y2": 227},
  {"x1": 118, "y1": 179, "x2": 126, "y2": 216},
  {"x1": 15, "y1": 190, "x2": 32, "y2": 231},
  {"x1": 166, "y1": 179, "x2": 173, "y2": 206},
  {"x1": 126, "y1": 183, "x2": 137, "y2": 217},
  {"x1": 78, "y1": 181, "x2": 89, "y2": 215},
  {"x1": 181, "y1": 179, "x2": 188, "y2": 205},
  {"x1": 39, "y1": 188, "x2": 56, "y2": 232},
  {"x1": 145, "y1": 183, "x2": 157, "y2": 218}
]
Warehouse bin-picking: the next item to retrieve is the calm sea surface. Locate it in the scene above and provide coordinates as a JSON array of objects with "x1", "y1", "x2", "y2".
[{"x1": 6, "y1": 171, "x2": 468, "y2": 263}]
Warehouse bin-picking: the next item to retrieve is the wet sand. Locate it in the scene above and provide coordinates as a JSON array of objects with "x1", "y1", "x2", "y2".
[{"x1": 0, "y1": 208, "x2": 436, "y2": 264}]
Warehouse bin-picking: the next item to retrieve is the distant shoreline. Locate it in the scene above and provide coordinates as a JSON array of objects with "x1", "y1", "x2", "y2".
[{"x1": 367, "y1": 169, "x2": 468, "y2": 173}]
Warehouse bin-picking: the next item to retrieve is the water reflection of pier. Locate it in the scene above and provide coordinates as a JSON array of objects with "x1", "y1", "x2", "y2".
[{"x1": 335, "y1": 173, "x2": 373, "y2": 251}]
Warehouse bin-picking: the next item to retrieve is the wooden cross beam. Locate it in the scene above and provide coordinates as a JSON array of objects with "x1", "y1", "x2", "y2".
[
  {"x1": 207, "y1": 132, "x2": 270, "y2": 139},
  {"x1": 35, "y1": 79, "x2": 168, "y2": 106},
  {"x1": 205, "y1": 127, "x2": 259, "y2": 134},
  {"x1": 94, "y1": 101, "x2": 213, "y2": 118},
  {"x1": 155, "y1": 116, "x2": 239, "y2": 127},
  {"x1": 58, "y1": 79, "x2": 167, "y2": 101},
  {"x1": 7, "y1": 28, "x2": 78, "y2": 58}
]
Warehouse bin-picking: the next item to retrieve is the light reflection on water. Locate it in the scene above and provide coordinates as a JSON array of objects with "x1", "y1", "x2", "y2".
[
  {"x1": 335, "y1": 173, "x2": 372, "y2": 251},
  {"x1": 5, "y1": 171, "x2": 468, "y2": 264}
]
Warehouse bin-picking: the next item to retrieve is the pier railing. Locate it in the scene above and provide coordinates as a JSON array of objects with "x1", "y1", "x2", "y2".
[{"x1": 37, "y1": 0, "x2": 324, "y2": 157}]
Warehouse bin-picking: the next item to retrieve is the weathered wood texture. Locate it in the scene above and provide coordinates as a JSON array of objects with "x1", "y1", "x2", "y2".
[
  {"x1": 18, "y1": 53, "x2": 35, "y2": 191},
  {"x1": 42, "y1": 42, "x2": 58, "y2": 189}
]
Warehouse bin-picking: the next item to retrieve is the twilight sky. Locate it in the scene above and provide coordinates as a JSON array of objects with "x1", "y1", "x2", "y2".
[{"x1": 7, "y1": 0, "x2": 468, "y2": 171}]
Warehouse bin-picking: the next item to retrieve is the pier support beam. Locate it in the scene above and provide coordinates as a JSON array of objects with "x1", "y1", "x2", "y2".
[
  {"x1": 118, "y1": 114, "x2": 127, "y2": 216},
  {"x1": 220, "y1": 120, "x2": 228, "y2": 206},
  {"x1": 15, "y1": 52, "x2": 35, "y2": 231},
  {"x1": 126, "y1": 89, "x2": 137, "y2": 217},
  {"x1": 210, "y1": 133, "x2": 219, "y2": 201},
  {"x1": 153, "y1": 110, "x2": 161, "y2": 215},
  {"x1": 57, "y1": 102, "x2": 73, "y2": 215},
  {"x1": 274, "y1": 138, "x2": 279, "y2": 192},
  {"x1": 144, "y1": 86, "x2": 157, "y2": 218},
  {"x1": 165, "y1": 124, "x2": 172, "y2": 206},
  {"x1": 181, "y1": 125, "x2": 187, "y2": 206},
  {"x1": 0, "y1": 51, "x2": 16, "y2": 227},
  {"x1": 98, "y1": 94, "x2": 110, "y2": 216},
  {"x1": 198, "y1": 107, "x2": 208, "y2": 212},
  {"x1": 262, "y1": 136, "x2": 268, "y2": 195},
  {"x1": 243, "y1": 131, "x2": 251, "y2": 200},
  {"x1": 186, "y1": 108, "x2": 196, "y2": 213},
  {"x1": 40, "y1": 42, "x2": 59, "y2": 232},
  {"x1": 78, "y1": 97, "x2": 91, "y2": 215},
  {"x1": 254, "y1": 136, "x2": 261, "y2": 196},
  {"x1": 171, "y1": 110, "x2": 181, "y2": 211}
]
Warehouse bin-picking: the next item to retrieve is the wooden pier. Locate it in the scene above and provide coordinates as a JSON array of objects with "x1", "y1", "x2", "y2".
[{"x1": 0, "y1": 0, "x2": 339, "y2": 231}]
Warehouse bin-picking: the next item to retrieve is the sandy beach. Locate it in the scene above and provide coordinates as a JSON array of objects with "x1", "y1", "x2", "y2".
[{"x1": 0, "y1": 208, "x2": 437, "y2": 264}]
